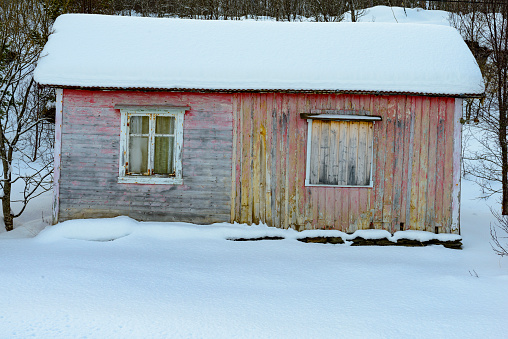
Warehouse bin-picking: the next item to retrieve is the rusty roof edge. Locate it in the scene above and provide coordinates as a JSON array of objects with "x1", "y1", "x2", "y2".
[{"x1": 37, "y1": 84, "x2": 485, "y2": 99}]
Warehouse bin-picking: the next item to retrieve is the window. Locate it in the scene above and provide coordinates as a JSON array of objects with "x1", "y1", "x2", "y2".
[
  {"x1": 303, "y1": 114, "x2": 380, "y2": 187},
  {"x1": 117, "y1": 106, "x2": 187, "y2": 184}
]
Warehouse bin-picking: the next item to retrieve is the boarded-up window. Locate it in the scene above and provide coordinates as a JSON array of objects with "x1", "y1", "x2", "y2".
[{"x1": 307, "y1": 120, "x2": 374, "y2": 186}]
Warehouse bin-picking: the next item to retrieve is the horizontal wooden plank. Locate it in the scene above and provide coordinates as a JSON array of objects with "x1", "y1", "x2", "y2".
[{"x1": 114, "y1": 104, "x2": 191, "y2": 111}]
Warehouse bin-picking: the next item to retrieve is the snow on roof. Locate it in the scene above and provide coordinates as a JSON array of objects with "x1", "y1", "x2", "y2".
[{"x1": 34, "y1": 14, "x2": 484, "y2": 96}]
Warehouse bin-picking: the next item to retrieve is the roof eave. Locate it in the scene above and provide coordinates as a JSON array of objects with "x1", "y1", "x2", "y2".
[{"x1": 37, "y1": 83, "x2": 485, "y2": 99}]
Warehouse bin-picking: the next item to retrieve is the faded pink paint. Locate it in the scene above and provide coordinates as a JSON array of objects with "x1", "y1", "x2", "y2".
[
  {"x1": 231, "y1": 93, "x2": 461, "y2": 233},
  {"x1": 57, "y1": 89, "x2": 233, "y2": 224}
]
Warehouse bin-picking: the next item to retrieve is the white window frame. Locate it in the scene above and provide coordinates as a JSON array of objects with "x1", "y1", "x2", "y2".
[
  {"x1": 117, "y1": 106, "x2": 187, "y2": 185},
  {"x1": 304, "y1": 114, "x2": 380, "y2": 188}
]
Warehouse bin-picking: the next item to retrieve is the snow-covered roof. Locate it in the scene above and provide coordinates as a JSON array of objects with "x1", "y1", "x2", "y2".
[{"x1": 34, "y1": 14, "x2": 484, "y2": 97}]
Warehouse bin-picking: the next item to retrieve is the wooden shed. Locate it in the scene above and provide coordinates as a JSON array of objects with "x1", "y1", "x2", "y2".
[{"x1": 34, "y1": 14, "x2": 484, "y2": 234}]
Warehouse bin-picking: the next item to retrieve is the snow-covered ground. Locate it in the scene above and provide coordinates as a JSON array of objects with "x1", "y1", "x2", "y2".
[{"x1": 0, "y1": 179, "x2": 506, "y2": 338}]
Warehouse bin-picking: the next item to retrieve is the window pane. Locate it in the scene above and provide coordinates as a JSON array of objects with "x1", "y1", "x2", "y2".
[
  {"x1": 155, "y1": 116, "x2": 174, "y2": 135},
  {"x1": 130, "y1": 116, "x2": 149, "y2": 135},
  {"x1": 154, "y1": 136, "x2": 174, "y2": 175},
  {"x1": 128, "y1": 136, "x2": 148, "y2": 174}
]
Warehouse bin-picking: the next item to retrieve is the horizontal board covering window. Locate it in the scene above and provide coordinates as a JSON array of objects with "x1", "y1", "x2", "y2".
[{"x1": 305, "y1": 119, "x2": 374, "y2": 187}]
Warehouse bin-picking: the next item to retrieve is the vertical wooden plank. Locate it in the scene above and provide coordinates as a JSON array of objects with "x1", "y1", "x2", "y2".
[
  {"x1": 357, "y1": 122, "x2": 368, "y2": 185},
  {"x1": 317, "y1": 188, "x2": 327, "y2": 229},
  {"x1": 334, "y1": 95, "x2": 348, "y2": 231},
  {"x1": 381, "y1": 96, "x2": 397, "y2": 232},
  {"x1": 443, "y1": 98, "x2": 455, "y2": 232},
  {"x1": 287, "y1": 94, "x2": 298, "y2": 228},
  {"x1": 399, "y1": 96, "x2": 412, "y2": 230},
  {"x1": 310, "y1": 120, "x2": 320, "y2": 184},
  {"x1": 350, "y1": 95, "x2": 362, "y2": 231},
  {"x1": 451, "y1": 98, "x2": 463, "y2": 234},
  {"x1": 330, "y1": 107, "x2": 341, "y2": 230},
  {"x1": 359, "y1": 95, "x2": 373, "y2": 229},
  {"x1": 417, "y1": 97, "x2": 430, "y2": 231},
  {"x1": 409, "y1": 97, "x2": 422, "y2": 229},
  {"x1": 252, "y1": 95, "x2": 261, "y2": 224},
  {"x1": 258, "y1": 94, "x2": 267, "y2": 225},
  {"x1": 373, "y1": 96, "x2": 388, "y2": 229},
  {"x1": 326, "y1": 95, "x2": 338, "y2": 230},
  {"x1": 390, "y1": 96, "x2": 405, "y2": 232},
  {"x1": 230, "y1": 94, "x2": 238, "y2": 222},
  {"x1": 280, "y1": 95, "x2": 289, "y2": 228},
  {"x1": 338, "y1": 122, "x2": 348, "y2": 185},
  {"x1": 240, "y1": 94, "x2": 251, "y2": 223},
  {"x1": 248, "y1": 94, "x2": 256, "y2": 225},
  {"x1": 265, "y1": 93, "x2": 273, "y2": 227},
  {"x1": 311, "y1": 120, "x2": 320, "y2": 227},
  {"x1": 363, "y1": 95, "x2": 375, "y2": 229},
  {"x1": 357, "y1": 120, "x2": 369, "y2": 230},
  {"x1": 273, "y1": 93, "x2": 282, "y2": 228},
  {"x1": 426, "y1": 97, "x2": 439, "y2": 232},
  {"x1": 348, "y1": 120, "x2": 359, "y2": 232},
  {"x1": 235, "y1": 94, "x2": 244, "y2": 223},
  {"x1": 330, "y1": 94, "x2": 341, "y2": 230},
  {"x1": 366, "y1": 119, "x2": 374, "y2": 183},
  {"x1": 271, "y1": 94, "x2": 279, "y2": 228},
  {"x1": 435, "y1": 98, "x2": 447, "y2": 231},
  {"x1": 316, "y1": 95, "x2": 327, "y2": 229},
  {"x1": 320, "y1": 121, "x2": 331, "y2": 184},
  {"x1": 366, "y1": 124, "x2": 374, "y2": 185},
  {"x1": 405, "y1": 98, "x2": 417, "y2": 229},
  {"x1": 295, "y1": 94, "x2": 306, "y2": 228},
  {"x1": 329, "y1": 121, "x2": 340, "y2": 185},
  {"x1": 347, "y1": 123, "x2": 359, "y2": 186},
  {"x1": 324, "y1": 94, "x2": 338, "y2": 230}
]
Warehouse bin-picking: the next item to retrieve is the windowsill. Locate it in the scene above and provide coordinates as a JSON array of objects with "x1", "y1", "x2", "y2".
[
  {"x1": 118, "y1": 176, "x2": 183, "y2": 185},
  {"x1": 305, "y1": 180, "x2": 373, "y2": 188}
]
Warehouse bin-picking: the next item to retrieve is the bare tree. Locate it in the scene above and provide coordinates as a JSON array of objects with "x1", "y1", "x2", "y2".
[
  {"x1": 490, "y1": 208, "x2": 508, "y2": 256},
  {"x1": 451, "y1": 1, "x2": 508, "y2": 214},
  {"x1": 0, "y1": 0, "x2": 54, "y2": 231}
]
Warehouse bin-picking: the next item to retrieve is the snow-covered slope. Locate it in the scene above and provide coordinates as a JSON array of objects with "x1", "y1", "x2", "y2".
[{"x1": 346, "y1": 5, "x2": 451, "y2": 25}]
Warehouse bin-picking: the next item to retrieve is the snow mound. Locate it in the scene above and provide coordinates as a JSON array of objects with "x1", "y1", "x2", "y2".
[
  {"x1": 392, "y1": 230, "x2": 462, "y2": 242},
  {"x1": 35, "y1": 217, "x2": 294, "y2": 242},
  {"x1": 36, "y1": 217, "x2": 462, "y2": 248},
  {"x1": 349, "y1": 229, "x2": 393, "y2": 240},
  {"x1": 37, "y1": 216, "x2": 137, "y2": 242}
]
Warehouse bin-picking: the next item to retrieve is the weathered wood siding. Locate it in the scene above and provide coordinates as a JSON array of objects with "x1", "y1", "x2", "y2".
[
  {"x1": 58, "y1": 89, "x2": 233, "y2": 223},
  {"x1": 58, "y1": 89, "x2": 460, "y2": 233},
  {"x1": 231, "y1": 93, "x2": 460, "y2": 234}
]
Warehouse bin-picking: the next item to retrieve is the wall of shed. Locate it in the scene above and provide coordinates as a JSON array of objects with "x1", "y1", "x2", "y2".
[
  {"x1": 231, "y1": 93, "x2": 460, "y2": 234},
  {"x1": 58, "y1": 89, "x2": 232, "y2": 223}
]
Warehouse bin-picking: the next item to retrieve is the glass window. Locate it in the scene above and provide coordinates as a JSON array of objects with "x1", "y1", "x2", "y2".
[{"x1": 119, "y1": 108, "x2": 186, "y2": 185}]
